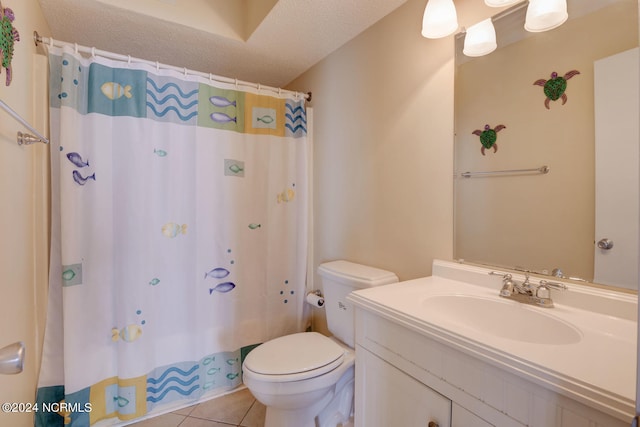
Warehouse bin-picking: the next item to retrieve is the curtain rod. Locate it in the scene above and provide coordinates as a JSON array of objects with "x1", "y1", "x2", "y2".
[
  {"x1": 33, "y1": 31, "x2": 312, "y2": 102},
  {"x1": 0, "y1": 98, "x2": 49, "y2": 145}
]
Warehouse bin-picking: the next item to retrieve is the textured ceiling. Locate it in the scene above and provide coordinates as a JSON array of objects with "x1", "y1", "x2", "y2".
[{"x1": 37, "y1": 0, "x2": 409, "y2": 88}]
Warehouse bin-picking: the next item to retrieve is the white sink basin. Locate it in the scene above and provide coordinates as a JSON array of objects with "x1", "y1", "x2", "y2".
[{"x1": 422, "y1": 295, "x2": 583, "y2": 345}]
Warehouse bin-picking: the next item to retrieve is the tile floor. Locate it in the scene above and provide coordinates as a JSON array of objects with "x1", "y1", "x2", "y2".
[{"x1": 129, "y1": 388, "x2": 265, "y2": 427}]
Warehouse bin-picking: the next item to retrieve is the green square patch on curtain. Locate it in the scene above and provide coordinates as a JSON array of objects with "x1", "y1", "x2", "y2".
[{"x1": 87, "y1": 63, "x2": 147, "y2": 117}]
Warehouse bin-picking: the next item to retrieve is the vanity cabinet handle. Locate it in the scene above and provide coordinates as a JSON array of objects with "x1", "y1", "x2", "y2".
[{"x1": 428, "y1": 422, "x2": 439, "y2": 427}]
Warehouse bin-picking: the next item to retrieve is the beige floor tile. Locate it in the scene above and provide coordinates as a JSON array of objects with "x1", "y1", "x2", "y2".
[
  {"x1": 189, "y1": 388, "x2": 256, "y2": 425},
  {"x1": 172, "y1": 404, "x2": 196, "y2": 416},
  {"x1": 179, "y1": 416, "x2": 237, "y2": 427},
  {"x1": 240, "y1": 400, "x2": 266, "y2": 427},
  {"x1": 127, "y1": 412, "x2": 186, "y2": 427}
]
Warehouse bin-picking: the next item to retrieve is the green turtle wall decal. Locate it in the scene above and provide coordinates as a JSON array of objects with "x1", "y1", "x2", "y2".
[
  {"x1": 0, "y1": 1, "x2": 19, "y2": 86},
  {"x1": 533, "y1": 70, "x2": 580, "y2": 109},
  {"x1": 472, "y1": 124, "x2": 506, "y2": 155}
]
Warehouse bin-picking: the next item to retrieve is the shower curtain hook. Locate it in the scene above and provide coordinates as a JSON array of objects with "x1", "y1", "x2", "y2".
[
  {"x1": 74, "y1": 43, "x2": 78, "y2": 54},
  {"x1": 49, "y1": 37, "x2": 53, "y2": 48},
  {"x1": 257, "y1": 83, "x2": 261, "y2": 92},
  {"x1": 127, "y1": 55, "x2": 131, "y2": 65},
  {"x1": 156, "y1": 61, "x2": 159, "y2": 72},
  {"x1": 234, "y1": 78, "x2": 238, "y2": 89},
  {"x1": 184, "y1": 67, "x2": 187, "y2": 77},
  {"x1": 209, "y1": 73, "x2": 213, "y2": 82},
  {"x1": 91, "y1": 47, "x2": 96, "y2": 57}
]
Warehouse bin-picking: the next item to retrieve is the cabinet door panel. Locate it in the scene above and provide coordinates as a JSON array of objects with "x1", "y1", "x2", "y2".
[
  {"x1": 356, "y1": 347, "x2": 451, "y2": 427},
  {"x1": 452, "y1": 403, "x2": 494, "y2": 427}
]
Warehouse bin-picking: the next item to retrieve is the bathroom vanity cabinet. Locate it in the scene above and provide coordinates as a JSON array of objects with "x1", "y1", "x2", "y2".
[
  {"x1": 353, "y1": 309, "x2": 627, "y2": 427},
  {"x1": 349, "y1": 260, "x2": 634, "y2": 427},
  {"x1": 356, "y1": 344, "x2": 491, "y2": 427}
]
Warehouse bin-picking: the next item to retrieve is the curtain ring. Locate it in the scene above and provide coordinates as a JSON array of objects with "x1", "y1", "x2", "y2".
[
  {"x1": 156, "y1": 61, "x2": 160, "y2": 72},
  {"x1": 209, "y1": 73, "x2": 213, "y2": 82},
  {"x1": 127, "y1": 55, "x2": 131, "y2": 65},
  {"x1": 278, "y1": 88, "x2": 281, "y2": 95},
  {"x1": 257, "y1": 83, "x2": 261, "y2": 91},
  {"x1": 74, "y1": 43, "x2": 78, "y2": 54},
  {"x1": 91, "y1": 47, "x2": 95, "y2": 57},
  {"x1": 234, "y1": 78, "x2": 238, "y2": 89},
  {"x1": 184, "y1": 67, "x2": 187, "y2": 77}
]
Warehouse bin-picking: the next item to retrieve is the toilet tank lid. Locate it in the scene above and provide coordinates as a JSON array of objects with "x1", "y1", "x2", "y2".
[{"x1": 317, "y1": 260, "x2": 398, "y2": 289}]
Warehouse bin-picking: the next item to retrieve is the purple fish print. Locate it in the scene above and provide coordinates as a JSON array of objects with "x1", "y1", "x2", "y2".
[
  {"x1": 205, "y1": 267, "x2": 230, "y2": 280},
  {"x1": 72, "y1": 170, "x2": 96, "y2": 185},
  {"x1": 67, "y1": 152, "x2": 89, "y2": 168},
  {"x1": 210, "y1": 112, "x2": 237, "y2": 124},
  {"x1": 209, "y1": 96, "x2": 237, "y2": 108},
  {"x1": 209, "y1": 282, "x2": 235, "y2": 294}
]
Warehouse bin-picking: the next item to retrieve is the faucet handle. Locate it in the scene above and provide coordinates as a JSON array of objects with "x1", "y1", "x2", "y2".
[
  {"x1": 539, "y1": 280, "x2": 567, "y2": 291},
  {"x1": 489, "y1": 271, "x2": 512, "y2": 280}
]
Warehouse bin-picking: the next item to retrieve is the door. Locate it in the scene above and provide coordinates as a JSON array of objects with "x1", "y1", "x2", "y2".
[{"x1": 593, "y1": 47, "x2": 640, "y2": 290}]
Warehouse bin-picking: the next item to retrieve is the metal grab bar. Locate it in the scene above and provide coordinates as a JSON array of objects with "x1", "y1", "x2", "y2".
[
  {"x1": 0, "y1": 99, "x2": 49, "y2": 145},
  {"x1": 458, "y1": 165, "x2": 549, "y2": 178}
]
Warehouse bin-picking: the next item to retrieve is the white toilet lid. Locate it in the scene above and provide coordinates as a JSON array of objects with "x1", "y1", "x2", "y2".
[{"x1": 243, "y1": 332, "x2": 344, "y2": 377}]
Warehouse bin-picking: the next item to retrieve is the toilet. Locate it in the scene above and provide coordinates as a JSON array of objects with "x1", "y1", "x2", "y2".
[{"x1": 242, "y1": 260, "x2": 398, "y2": 427}]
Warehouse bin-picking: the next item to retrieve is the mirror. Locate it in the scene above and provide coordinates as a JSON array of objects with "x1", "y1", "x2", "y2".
[{"x1": 454, "y1": 0, "x2": 639, "y2": 290}]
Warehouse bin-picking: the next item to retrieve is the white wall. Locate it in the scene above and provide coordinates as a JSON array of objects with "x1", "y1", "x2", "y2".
[
  {"x1": 288, "y1": 0, "x2": 503, "y2": 333},
  {"x1": 0, "y1": 1, "x2": 50, "y2": 425}
]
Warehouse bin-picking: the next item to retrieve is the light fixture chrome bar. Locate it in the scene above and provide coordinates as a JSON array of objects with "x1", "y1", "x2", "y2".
[
  {"x1": 0, "y1": 99, "x2": 49, "y2": 145},
  {"x1": 460, "y1": 165, "x2": 549, "y2": 178}
]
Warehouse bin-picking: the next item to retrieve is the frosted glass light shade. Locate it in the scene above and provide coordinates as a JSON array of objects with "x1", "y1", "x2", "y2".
[
  {"x1": 463, "y1": 18, "x2": 497, "y2": 57},
  {"x1": 421, "y1": 0, "x2": 459, "y2": 39},
  {"x1": 484, "y1": 0, "x2": 521, "y2": 6},
  {"x1": 525, "y1": 0, "x2": 568, "y2": 32}
]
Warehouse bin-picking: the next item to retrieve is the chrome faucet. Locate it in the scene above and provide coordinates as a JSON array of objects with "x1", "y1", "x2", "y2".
[{"x1": 489, "y1": 271, "x2": 566, "y2": 308}]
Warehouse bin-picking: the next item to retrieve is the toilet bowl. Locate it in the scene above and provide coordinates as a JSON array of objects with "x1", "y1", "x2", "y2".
[
  {"x1": 242, "y1": 261, "x2": 398, "y2": 427},
  {"x1": 243, "y1": 332, "x2": 355, "y2": 427}
]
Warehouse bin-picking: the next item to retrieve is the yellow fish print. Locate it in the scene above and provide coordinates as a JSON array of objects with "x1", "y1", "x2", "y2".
[
  {"x1": 101, "y1": 82, "x2": 132, "y2": 100},
  {"x1": 58, "y1": 399, "x2": 71, "y2": 424},
  {"x1": 162, "y1": 223, "x2": 188, "y2": 238},
  {"x1": 277, "y1": 188, "x2": 295, "y2": 203},
  {"x1": 111, "y1": 325, "x2": 142, "y2": 343}
]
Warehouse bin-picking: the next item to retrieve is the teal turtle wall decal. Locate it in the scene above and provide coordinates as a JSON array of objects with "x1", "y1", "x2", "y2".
[
  {"x1": 472, "y1": 124, "x2": 506, "y2": 155},
  {"x1": 533, "y1": 70, "x2": 580, "y2": 109}
]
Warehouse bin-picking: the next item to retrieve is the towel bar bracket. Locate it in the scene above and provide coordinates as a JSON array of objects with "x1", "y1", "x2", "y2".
[{"x1": 17, "y1": 131, "x2": 46, "y2": 146}]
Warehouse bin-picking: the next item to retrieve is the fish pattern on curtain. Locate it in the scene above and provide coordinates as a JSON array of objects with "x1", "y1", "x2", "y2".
[{"x1": 36, "y1": 46, "x2": 309, "y2": 427}]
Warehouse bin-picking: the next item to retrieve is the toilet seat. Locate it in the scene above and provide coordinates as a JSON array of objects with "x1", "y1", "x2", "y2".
[{"x1": 243, "y1": 332, "x2": 345, "y2": 382}]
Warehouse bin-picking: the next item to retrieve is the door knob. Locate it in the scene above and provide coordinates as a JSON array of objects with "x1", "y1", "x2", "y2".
[{"x1": 597, "y1": 238, "x2": 614, "y2": 250}]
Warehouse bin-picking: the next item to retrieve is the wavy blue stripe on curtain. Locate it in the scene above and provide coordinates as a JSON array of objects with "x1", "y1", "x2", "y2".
[{"x1": 36, "y1": 45, "x2": 309, "y2": 426}]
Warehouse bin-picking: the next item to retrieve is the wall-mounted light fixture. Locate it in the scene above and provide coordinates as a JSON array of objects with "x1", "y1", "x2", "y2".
[
  {"x1": 463, "y1": 18, "x2": 497, "y2": 57},
  {"x1": 524, "y1": 0, "x2": 568, "y2": 32},
  {"x1": 421, "y1": 0, "x2": 459, "y2": 39},
  {"x1": 456, "y1": 0, "x2": 569, "y2": 58}
]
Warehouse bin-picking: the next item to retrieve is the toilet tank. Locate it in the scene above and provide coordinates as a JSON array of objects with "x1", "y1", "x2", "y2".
[{"x1": 317, "y1": 260, "x2": 398, "y2": 348}]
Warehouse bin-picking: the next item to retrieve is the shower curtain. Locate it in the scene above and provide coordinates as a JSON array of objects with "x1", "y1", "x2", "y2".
[{"x1": 36, "y1": 45, "x2": 309, "y2": 426}]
